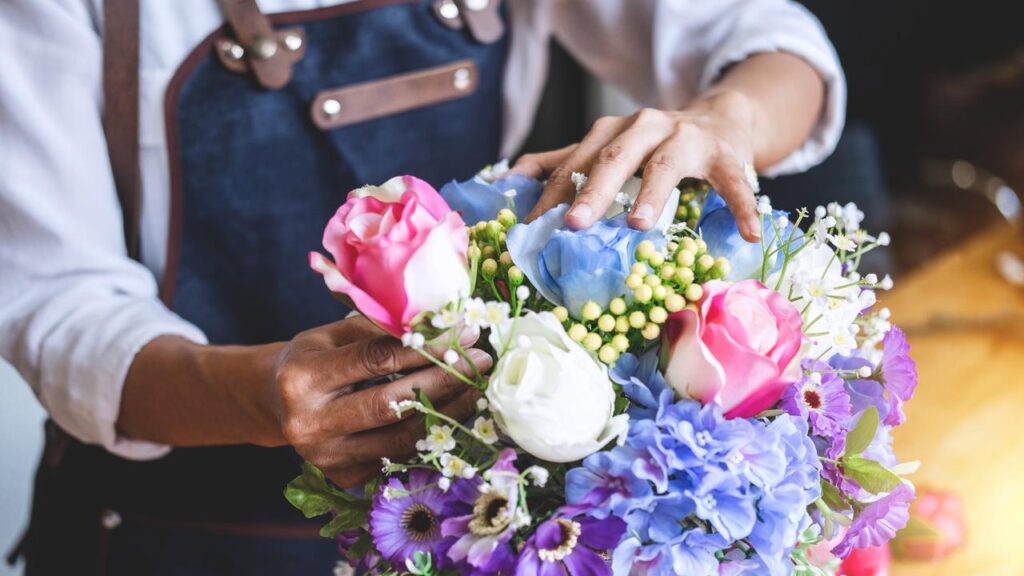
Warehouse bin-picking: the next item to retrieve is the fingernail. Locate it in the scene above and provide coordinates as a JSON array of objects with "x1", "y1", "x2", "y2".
[
  {"x1": 467, "y1": 348, "x2": 494, "y2": 369},
  {"x1": 631, "y1": 203, "x2": 654, "y2": 223},
  {"x1": 743, "y1": 216, "x2": 762, "y2": 242},
  {"x1": 567, "y1": 203, "x2": 593, "y2": 224}
]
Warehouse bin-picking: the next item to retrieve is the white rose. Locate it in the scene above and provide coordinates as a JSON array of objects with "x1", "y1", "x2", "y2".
[{"x1": 485, "y1": 312, "x2": 628, "y2": 463}]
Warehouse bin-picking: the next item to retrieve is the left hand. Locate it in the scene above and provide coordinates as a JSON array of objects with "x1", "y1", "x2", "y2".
[{"x1": 512, "y1": 91, "x2": 763, "y2": 242}]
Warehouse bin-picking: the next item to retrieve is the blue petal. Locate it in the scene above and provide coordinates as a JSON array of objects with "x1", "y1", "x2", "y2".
[{"x1": 506, "y1": 204, "x2": 570, "y2": 306}]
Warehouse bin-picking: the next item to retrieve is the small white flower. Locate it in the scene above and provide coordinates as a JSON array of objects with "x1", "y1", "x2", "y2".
[
  {"x1": 756, "y1": 196, "x2": 773, "y2": 215},
  {"x1": 877, "y1": 232, "x2": 891, "y2": 246},
  {"x1": 437, "y1": 477, "x2": 451, "y2": 492},
  {"x1": 829, "y1": 233, "x2": 857, "y2": 253},
  {"x1": 382, "y1": 486, "x2": 396, "y2": 501},
  {"x1": 431, "y1": 307, "x2": 461, "y2": 330},
  {"x1": 416, "y1": 424, "x2": 456, "y2": 456},
  {"x1": 823, "y1": 216, "x2": 837, "y2": 228},
  {"x1": 512, "y1": 511, "x2": 533, "y2": 529},
  {"x1": 879, "y1": 307, "x2": 892, "y2": 320},
  {"x1": 443, "y1": 349, "x2": 459, "y2": 365},
  {"x1": 477, "y1": 159, "x2": 509, "y2": 183},
  {"x1": 571, "y1": 172, "x2": 588, "y2": 192},
  {"x1": 800, "y1": 276, "x2": 834, "y2": 308},
  {"x1": 524, "y1": 465, "x2": 550, "y2": 487},
  {"x1": 830, "y1": 326, "x2": 858, "y2": 356},
  {"x1": 516, "y1": 285, "x2": 530, "y2": 301},
  {"x1": 879, "y1": 275, "x2": 894, "y2": 290},
  {"x1": 380, "y1": 457, "x2": 393, "y2": 473},
  {"x1": 472, "y1": 416, "x2": 499, "y2": 445},
  {"x1": 503, "y1": 188, "x2": 518, "y2": 199},
  {"x1": 401, "y1": 332, "x2": 425, "y2": 350},
  {"x1": 858, "y1": 365, "x2": 873, "y2": 378},
  {"x1": 614, "y1": 191, "x2": 631, "y2": 206},
  {"x1": 775, "y1": 215, "x2": 789, "y2": 229},
  {"x1": 841, "y1": 202, "x2": 865, "y2": 231},
  {"x1": 463, "y1": 298, "x2": 488, "y2": 329},
  {"x1": 484, "y1": 301, "x2": 511, "y2": 325},
  {"x1": 440, "y1": 453, "x2": 477, "y2": 479},
  {"x1": 388, "y1": 401, "x2": 403, "y2": 419},
  {"x1": 814, "y1": 206, "x2": 827, "y2": 219},
  {"x1": 864, "y1": 273, "x2": 879, "y2": 285},
  {"x1": 476, "y1": 398, "x2": 489, "y2": 411}
]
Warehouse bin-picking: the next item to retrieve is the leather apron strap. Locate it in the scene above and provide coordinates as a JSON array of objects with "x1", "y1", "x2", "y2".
[
  {"x1": 217, "y1": 0, "x2": 297, "y2": 89},
  {"x1": 102, "y1": 0, "x2": 141, "y2": 261}
]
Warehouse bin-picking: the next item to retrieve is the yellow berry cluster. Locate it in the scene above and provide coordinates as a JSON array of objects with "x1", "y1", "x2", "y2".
[
  {"x1": 468, "y1": 209, "x2": 524, "y2": 301},
  {"x1": 675, "y1": 179, "x2": 711, "y2": 230},
  {"x1": 559, "y1": 235, "x2": 730, "y2": 365}
]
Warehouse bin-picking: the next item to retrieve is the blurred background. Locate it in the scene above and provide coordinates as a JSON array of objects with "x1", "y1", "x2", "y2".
[{"x1": 3, "y1": 1, "x2": 1023, "y2": 574}]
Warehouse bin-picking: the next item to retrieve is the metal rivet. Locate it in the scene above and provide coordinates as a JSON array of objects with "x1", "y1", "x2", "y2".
[
  {"x1": 101, "y1": 509, "x2": 122, "y2": 530},
  {"x1": 438, "y1": 0, "x2": 459, "y2": 19},
  {"x1": 250, "y1": 36, "x2": 278, "y2": 60},
  {"x1": 220, "y1": 39, "x2": 245, "y2": 61},
  {"x1": 464, "y1": 0, "x2": 488, "y2": 11},
  {"x1": 322, "y1": 98, "x2": 342, "y2": 117},
  {"x1": 283, "y1": 33, "x2": 303, "y2": 52},
  {"x1": 453, "y1": 67, "x2": 472, "y2": 91}
]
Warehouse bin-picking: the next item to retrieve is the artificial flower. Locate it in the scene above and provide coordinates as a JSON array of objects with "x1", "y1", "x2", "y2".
[
  {"x1": 485, "y1": 312, "x2": 628, "y2": 462},
  {"x1": 661, "y1": 279, "x2": 807, "y2": 418},
  {"x1": 697, "y1": 190, "x2": 795, "y2": 281},
  {"x1": 506, "y1": 205, "x2": 665, "y2": 317},
  {"x1": 368, "y1": 469, "x2": 462, "y2": 568},
  {"x1": 309, "y1": 176, "x2": 469, "y2": 337},
  {"x1": 781, "y1": 360, "x2": 853, "y2": 437},
  {"x1": 515, "y1": 513, "x2": 625, "y2": 576},
  {"x1": 878, "y1": 327, "x2": 917, "y2": 426},
  {"x1": 891, "y1": 487, "x2": 966, "y2": 561},
  {"x1": 439, "y1": 172, "x2": 543, "y2": 224},
  {"x1": 832, "y1": 484, "x2": 915, "y2": 559}
]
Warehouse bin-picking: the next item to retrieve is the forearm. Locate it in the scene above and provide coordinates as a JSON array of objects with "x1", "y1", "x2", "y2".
[
  {"x1": 118, "y1": 335, "x2": 286, "y2": 448},
  {"x1": 698, "y1": 52, "x2": 826, "y2": 170}
]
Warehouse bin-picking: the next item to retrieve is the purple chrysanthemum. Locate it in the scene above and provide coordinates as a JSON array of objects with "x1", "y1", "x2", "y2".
[
  {"x1": 515, "y1": 513, "x2": 625, "y2": 576},
  {"x1": 369, "y1": 469, "x2": 459, "y2": 568},
  {"x1": 879, "y1": 327, "x2": 917, "y2": 426},
  {"x1": 832, "y1": 483, "x2": 915, "y2": 558},
  {"x1": 441, "y1": 449, "x2": 520, "y2": 573},
  {"x1": 781, "y1": 363, "x2": 852, "y2": 437}
]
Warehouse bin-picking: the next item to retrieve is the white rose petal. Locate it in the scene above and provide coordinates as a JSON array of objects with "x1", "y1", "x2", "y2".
[{"x1": 485, "y1": 312, "x2": 627, "y2": 463}]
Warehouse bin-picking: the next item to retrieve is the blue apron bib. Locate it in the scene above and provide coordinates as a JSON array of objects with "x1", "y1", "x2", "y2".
[{"x1": 32, "y1": 2, "x2": 508, "y2": 574}]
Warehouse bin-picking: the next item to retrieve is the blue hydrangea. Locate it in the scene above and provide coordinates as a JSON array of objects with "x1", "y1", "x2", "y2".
[
  {"x1": 568, "y1": 390, "x2": 823, "y2": 576},
  {"x1": 697, "y1": 190, "x2": 797, "y2": 281}
]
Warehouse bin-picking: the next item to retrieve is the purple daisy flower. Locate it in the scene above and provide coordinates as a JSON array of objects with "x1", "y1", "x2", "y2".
[
  {"x1": 369, "y1": 469, "x2": 459, "y2": 568},
  {"x1": 441, "y1": 449, "x2": 521, "y2": 573},
  {"x1": 515, "y1": 513, "x2": 625, "y2": 576},
  {"x1": 781, "y1": 363, "x2": 852, "y2": 437},
  {"x1": 879, "y1": 327, "x2": 917, "y2": 426},
  {"x1": 832, "y1": 483, "x2": 915, "y2": 558}
]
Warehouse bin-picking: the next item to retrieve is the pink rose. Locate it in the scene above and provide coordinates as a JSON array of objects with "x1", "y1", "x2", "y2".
[
  {"x1": 892, "y1": 487, "x2": 966, "y2": 561},
  {"x1": 661, "y1": 279, "x2": 807, "y2": 418},
  {"x1": 309, "y1": 176, "x2": 470, "y2": 337}
]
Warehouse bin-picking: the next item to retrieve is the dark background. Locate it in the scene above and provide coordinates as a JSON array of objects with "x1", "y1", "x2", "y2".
[{"x1": 519, "y1": 0, "x2": 1024, "y2": 274}]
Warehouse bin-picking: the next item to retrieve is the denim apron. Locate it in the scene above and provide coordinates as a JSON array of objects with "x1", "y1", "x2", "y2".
[{"x1": 21, "y1": 1, "x2": 508, "y2": 574}]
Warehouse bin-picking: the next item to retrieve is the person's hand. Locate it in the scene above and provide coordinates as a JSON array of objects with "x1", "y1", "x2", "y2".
[
  {"x1": 272, "y1": 316, "x2": 489, "y2": 488},
  {"x1": 512, "y1": 91, "x2": 762, "y2": 242}
]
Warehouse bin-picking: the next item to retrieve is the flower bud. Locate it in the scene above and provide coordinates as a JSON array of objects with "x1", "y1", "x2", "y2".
[
  {"x1": 482, "y1": 258, "x2": 498, "y2": 278},
  {"x1": 643, "y1": 274, "x2": 662, "y2": 287},
  {"x1": 635, "y1": 240, "x2": 657, "y2": 261},
  {"x1": 498, "y1": 251, "x2": 513, "y2": 267},
  {"x1": 496, "y1": 208, "x2": 517, "y2": 229},
  {"x1": 648, "y1": 252, "x2": 665, "y2": 267},
  {"x1": 684, "y1": 283, "x2": 704, "y2": 302},
  {"x1": 608, "y1": 297, "x2": 627, "y2": 316},
  {"x1": 597, "y1": 314, "x2": 616, "y2": 333},
  {"x1": 481, "y1": 245, "x2": 497, "y2": 259},
  {"x1": 582, "y1": 332, "x2": 603, "y2": 352},
  {"x1": 675, "y1": 249, "x2": 695, "y2": 268},
  {"x1": 553, "y1": 306, "x2": 569, "y2": 323},
  {"x1": 581, "y1": 301, "x2": 602, "y2": 321},
  {"x1": 696, "y1": 254, "x2": 715, "y2": 274},
  {"x1": 633, "y1": 284, "x2": 653, "y2": 304},
  {"x1": 674, "y1": 267, "x2": 695, "y2": 287},
  {"x1": 625, "y1": 274, "x2": 643, "y2": 289},
  {"x1": 598, "y1": 344, "x2": 619, "y2": 364},
  {"x1": 567, "y1": 323, "x2": 587, "y2": 342},
  {"x1": 628, "y1": 311, "x2": 646, "y2": 329},
  {"x1": 665, "y1": 293, "x2": 686, "y2": 312},
  {"x1": 508, "y1": 266, "x2": 524, "y2": 285},
  {"x1": 641, "y1": 323, "x2": 660, "y2": 340},
  {"x1": 652, "y1": 285, "x2": 667, "y2": 301},
  {"x1": 659, "y1": 264, "x2": 676, "y2": 280},
  {"x1": 611, "y1": 334, "x2": 630, "y2": 352},
  {"x1": 631, "y1": 262, "x2": 648, "y2": 276},
  {"x1": 649, "y1": 306, "x2": 668, "y2": 324},
  {"x1": 468, "y1": 243, "x2": 482, "y2": 261},
  {"x1": 615, "y1": 316, "x2": 630, "y2": 333}
]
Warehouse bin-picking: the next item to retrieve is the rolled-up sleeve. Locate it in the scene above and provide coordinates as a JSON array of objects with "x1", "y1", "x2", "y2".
[
  {"x1": 0, "y1": 0, "x2": 204, "y2": 460},
  {"x1": 548, "y1": 0, "x2": 846, "y2": 176}
]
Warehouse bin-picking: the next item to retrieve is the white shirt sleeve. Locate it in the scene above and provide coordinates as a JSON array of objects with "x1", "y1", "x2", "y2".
[
  {"x1": 0, "y1": 0, "x2": 205, "y2": 460},
  {"x1": 547, "y1": 0, "x2": 846, "y2": 176}
]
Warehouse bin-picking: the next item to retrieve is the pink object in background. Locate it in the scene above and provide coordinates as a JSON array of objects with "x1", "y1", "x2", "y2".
[
  {"x1": 892, "y1": 487, "x2": 967, "y2": 562},
  {"x1": 840, "y1": 544, "x2": 892, "y2": 576}
]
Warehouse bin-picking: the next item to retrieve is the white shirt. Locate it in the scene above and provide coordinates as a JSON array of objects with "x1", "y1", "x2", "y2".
[{"x1": 0, "y1": 0, "x2": 845, "y2": 460}]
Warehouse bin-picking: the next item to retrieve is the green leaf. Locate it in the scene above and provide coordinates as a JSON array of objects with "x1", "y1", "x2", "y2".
[
  {"x1": 284, "y1": 462, "x2": 356, "y2": 518},
  {"x1": 820, "y1": 479, "x2": 851, "y2": 511},
  {"x1": 845, "y1": 407, "x2": 879, "y2": 457},
  {"x1": 416, "y1": 387, "x2": 440, "y2": 430},
  {"x1": 319, "y1": 502, "x2": 369, "y2": 537},
  {"x1": 346, "y1": 532, "x2": 375, "y2": 563},
  {"x1": 843, "y1": 455, "x2": 902, "y2": 494}
]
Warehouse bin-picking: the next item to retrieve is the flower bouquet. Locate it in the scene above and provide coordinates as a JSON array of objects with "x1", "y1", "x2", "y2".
[{"x1": 292, "y1": 163, "x2": 919, "y2": 575}]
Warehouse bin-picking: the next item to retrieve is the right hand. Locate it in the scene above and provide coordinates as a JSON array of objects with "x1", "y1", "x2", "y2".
[{"x1": 272, "y1": 316, "x2": 490, "y2": 488}]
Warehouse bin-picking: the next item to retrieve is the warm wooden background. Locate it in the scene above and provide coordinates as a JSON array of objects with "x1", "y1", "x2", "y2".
[{"x1": 886, "y1": 225, "x2": 1024, "y2": 575}]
